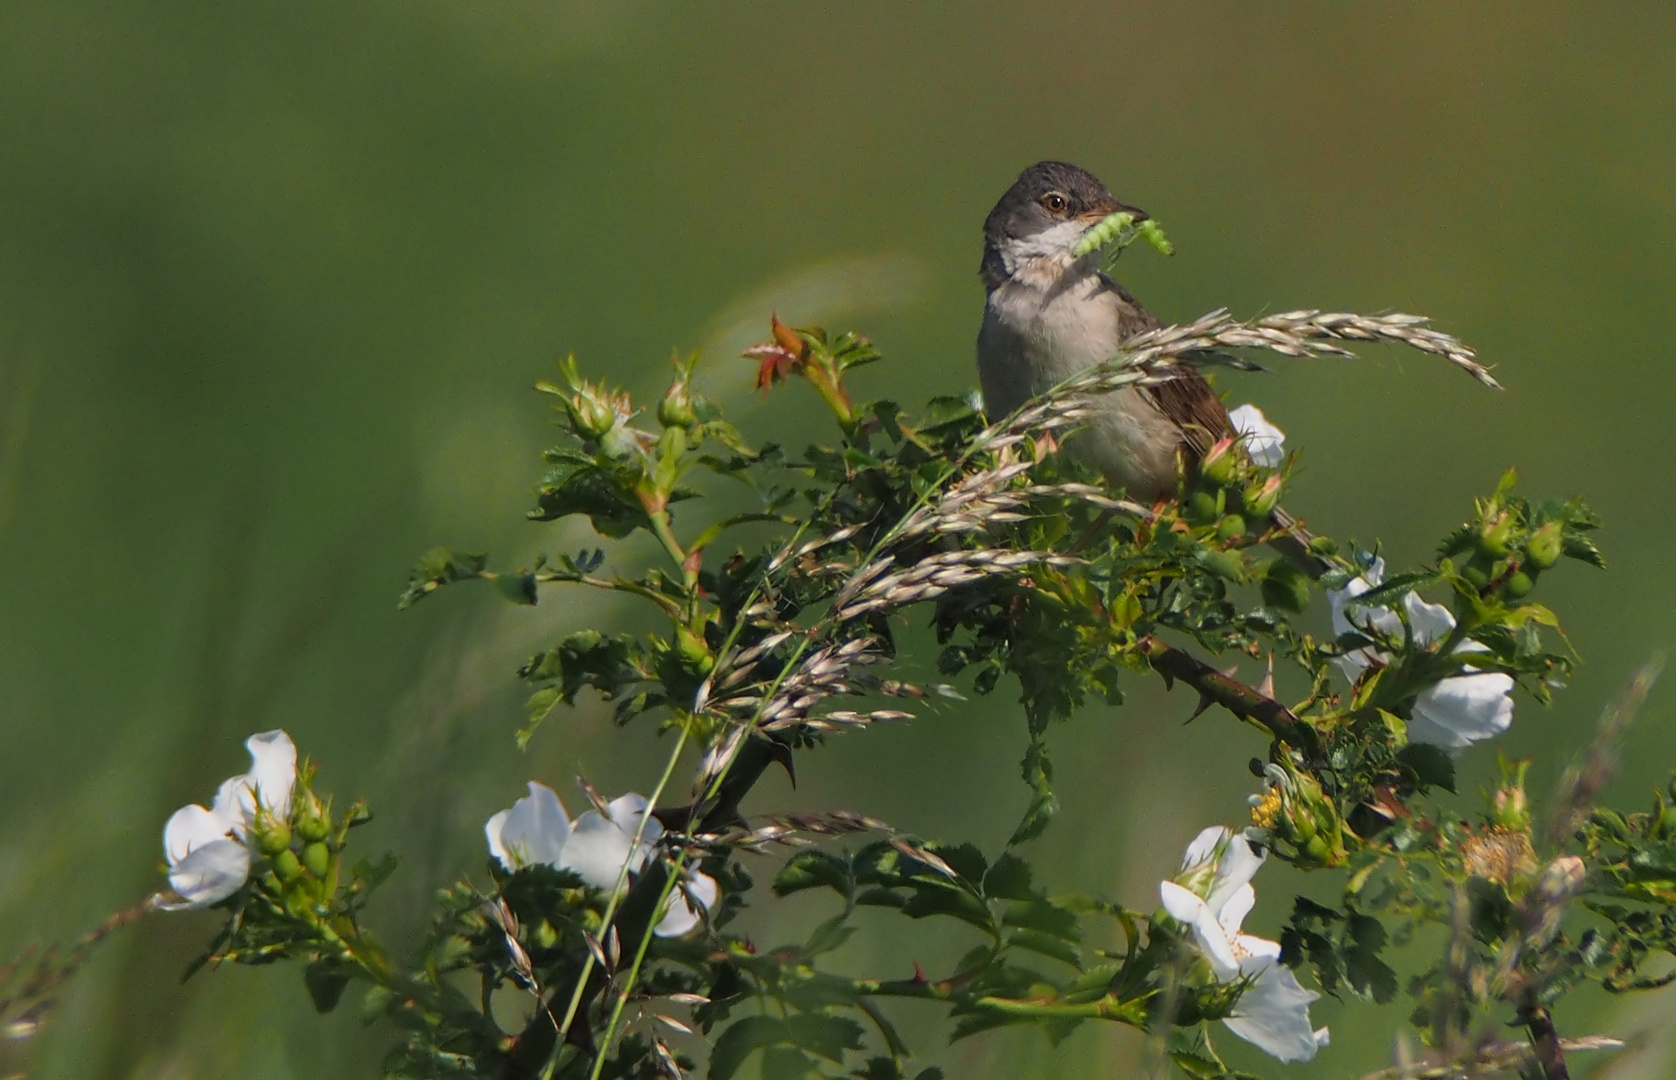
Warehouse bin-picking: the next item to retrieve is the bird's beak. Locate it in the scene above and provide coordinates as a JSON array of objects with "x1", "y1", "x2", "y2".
[{"x1": 1080, "y1": 198, "x2": 1148, "y2": 223}]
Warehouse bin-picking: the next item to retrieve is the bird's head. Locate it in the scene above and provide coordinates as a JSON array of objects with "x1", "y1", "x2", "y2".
[{"x1": 980, "y1": 161, "x2": 1144, "y2": 289}]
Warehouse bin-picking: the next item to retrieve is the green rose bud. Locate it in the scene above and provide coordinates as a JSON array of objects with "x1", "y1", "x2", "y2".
[
  {"x1": 1501, "y1": 569, "x2": 1535, "y2": 600},
  {"x1": 1185, "y1": 489, "x2": 1224, "y2": 526},
  {"x1": 1216, "y1": 514, "x2": 1246, "y2": 541},
  {"x1": 1461, "y1": 553, "x2": 1493, "y2": 590},
  {"x1": 658, "y1": 378, "x2": 698, "y2": 429},
  {"x1": 675, "y1": 623, "x2": 714, "y2": 677},
  {"x1": 303, "y1": 841, "x2": 331, "y2": 879},
  {"x1": 256, "y1": 822, "x2": 292, "y2": 856},
  {"x1": 273, "y1": 848, "x2": 304, "y2": 883},
  {"x1": 1527, "y1": 522, "x2": 1563, "y2": 569},
  {"x1": 1199, "y1": 438, "x2": 1239, "y2": 488},
  {"x1": 297, "y1": 813, "x2": 330, "y2": 843},
  {"x1": 1476, "y1": 516, "x2": 1516, "y2": 558},
  {"x1": 1242, "y1": 475, "x2": 1283, "y2": 519}
]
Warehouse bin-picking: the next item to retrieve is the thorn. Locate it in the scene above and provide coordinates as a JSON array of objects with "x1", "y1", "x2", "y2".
[
  {"x1": 1257, "y1": 653, "x2": 1275, "y2": 700},
  {"x1": 765, "y1": 739, "x2": 797, "y2": 788},
  {"x1": 913, "y1": 962, "x2": 928, "y2": 984},
  {"x1": 1185, "y1": 692, "x2": 1215, "y2": 725}
]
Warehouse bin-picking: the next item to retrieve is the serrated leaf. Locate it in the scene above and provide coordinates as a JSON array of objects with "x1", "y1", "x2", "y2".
[
  {"x1": 901, "y1": 881, "x2": 993, "y2": 930},
  {"x1": 304, "y1": 960, "x2": 352, "y2": 1014},
  {"x1": 1397, "y1": 742, "x2": 1456, "y2": 793},
  {"x1": 709, "y1": 1015, "x2": 785, "y2": 1080},
  {"x1": 774, "y1": 851, "x2": 852, "y2": 898},
  {"x1": 983, "y1": 853, "x2": 1037, "y2": 901}
]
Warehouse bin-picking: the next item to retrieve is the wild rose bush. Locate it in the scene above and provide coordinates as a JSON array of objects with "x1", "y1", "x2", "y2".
[{"x1": 10, "y1": 306, "x2": 1672, "y2": 1080}]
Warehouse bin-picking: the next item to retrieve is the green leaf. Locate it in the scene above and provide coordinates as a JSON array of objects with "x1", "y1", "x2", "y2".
[
  {"x1": 1002, "y1": 899, "x2": 1080, "y2": 940},
  {"x1": 709, "y1": 1015, "x2": 786, "y2": 1080},
  {"x1": 774, "y1": 851, "x2": 853, "y2": 898},
  {"x1": 304, "y1": 960, "x2": 352, "y2": 1013},
  {"x1": 802, "y1": 912, "x2": 855, "y2": 958},
  {"x1": 1354, "y1": 566, "x2": 1448, "y2": 611},
  {"x1": 1004, "y1": 928, "x2": 1081, "y2": 967},
  {"x1": 930, "y1": 842, "x2": 987, "y2": 885},
  {"x1": 784, "y1": 1013, "x2": 865, "y2": 1063},
  {"x1": 1562, "y1": 532, "x2": 1607, "y2": 569},
  {"x1": 901, "y1": 881, "x2": 994, "y2": 931},
  {"x1": 984, "y1": 853, "x2": 1037, "y2": 901},
  {"x1": 1008, "y1": 738, "x2": 1057, "y2": 847},
  {"x1": 1397, "y1": 742, "x2": 1457, "y2": 793},
  {"x1": 399, "y1": 547, "x2": 488, "y2": 608},
  {"x1": 760, "y1": 1047, "x2": 817, "y2": 1080}
]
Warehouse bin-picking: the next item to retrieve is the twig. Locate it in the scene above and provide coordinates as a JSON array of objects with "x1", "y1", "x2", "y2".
[{"x1": 1138, "y1": 635, "x2": 1320, "y2": 755}]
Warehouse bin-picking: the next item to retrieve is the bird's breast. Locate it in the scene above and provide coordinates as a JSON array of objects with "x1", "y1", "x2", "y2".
[{"x1": 975, "y1": 269, "x2": 1180, "y2": 499}]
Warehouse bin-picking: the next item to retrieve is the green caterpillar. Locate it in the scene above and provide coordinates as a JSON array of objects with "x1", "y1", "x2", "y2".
[{"x1": 1069, "y1": 211, "x2": 1175, "y2": 260}]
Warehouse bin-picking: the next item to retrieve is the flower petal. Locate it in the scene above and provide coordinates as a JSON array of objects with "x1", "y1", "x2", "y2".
[
  {"x1": 244, "y1": 730, "x2": 298, "y2": 816},
  {"x1": 1228, "y1": 404, "x2": 1286, "y2": 468},
  {"x1": 158, "y1": 835, "x2": 251, "y2": 910},
  {"x1": 1217, "y1": 883, "x2": 1257, "y2": 938},
  {"x1": 654, "y1": 872, "x2": 719, "y2": 937},
  {"x1": 1400, "y1": 593, "x2": 1456, "y2": 647},
  {"x1": 1222, "y1": 954, "x2": 1324, "y2": 1063},
  {"x1": 489, "y1": 782, "x2": 572, "y2": 871},
  {"x1": 1161, "y1": 881, "x2": 1239, "y2": 979},
  {"x1": 1205, "y1": 834, "x2": 1266, "y2": 920},
  {"x1": 1181, "y1": 826, "x2": 1231, "y2": 872},
  {"x1": 604, "y1": 792, "x2": 664, "y2": 848},
  {"x1": 164, "y1": 804, "x2": 240, "y2": 864},
  {"x1": 562, "y1": 808, "x2": 642, "y2": 889},
  {"x1": 1410, "y1": 672, "x2": 1515, "y2": 750},
  {"x1": 210, "y1": 730, "x2": 299, "y2": 833}
]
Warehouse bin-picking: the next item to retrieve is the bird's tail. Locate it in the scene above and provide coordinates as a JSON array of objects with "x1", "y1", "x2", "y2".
[{"x1": 1265, "y1": 505, "x2": 1333, "y2": 581}]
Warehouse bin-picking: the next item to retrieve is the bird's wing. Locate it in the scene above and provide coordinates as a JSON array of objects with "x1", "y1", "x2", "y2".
[
  {"x1": 1094, "y1": 273, "x2": 1236, "y2": 458},
  {"x1": 1143, "y1": 369, "x2": 1234, "y2": 457}
]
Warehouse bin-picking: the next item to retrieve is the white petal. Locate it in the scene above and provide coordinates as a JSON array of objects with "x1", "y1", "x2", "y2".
[
  {"x1": 1228, "y1": 404, "x2": 1286, "y2": 468},
  {"x1": 1217, "y1": 883, "x2": 1257, "y2": 938},
  {"x1": 1222, "y1": 954, "x2": 1324, "y2": 1063},
  {"x1": 485, "y1": 809, "x2": 514, "y2": 868},
  {"x1": 654, "y1": 872, "x2": 719, "y2": 937},
  {"x1": 159, "y1": 836, "x2": 251, "y2": 910},
  {"x1": 1161, "y1": 881, "x2": 1239, "y2": 979},
  {"x1": 1232, "y1": 931, "x2": 1282, "y2": 961},
  {"x1": 1181, "y1": 826, "x2": 1231, "y2": 872},
  {"x1": 1400, "y1": 593, "x2": 1456, "y2": 647},
  {"x1": 489, "y1": 782, "x2": 572, "y2": 871},
  {"x1": 164, "y1": 804, "x2": 240, "y2": 864},
  {"x1": 211, "y1": 774, "x2": 257, "y2": 835},
  {"x1": 1205, "y1": 835, "x2": 1266, "y2": 920},
  {"x1": 209, "y1": 730, "x2": 299, "y2": 834},
  {"x1": 1410, "y1": 672, "x2": 1515, "y2": 750},
  {"x1": 1160, "y1": 879, "x2": 1208, "y2": 923},
  {"x1": 604, "y1": 792, "x2": 664, "y2": 846},
  {"x1": 1331, "y1": 651, "x2": 1376, "y2": 683},
  {"x1": 561, "y1": 809, "x2": 642, "y2": 889},
  {"x1": 244, "y1": 730, "x2": 297, "y2": 816}
]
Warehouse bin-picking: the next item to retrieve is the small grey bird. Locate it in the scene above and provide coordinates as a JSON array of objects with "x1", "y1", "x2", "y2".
[{"x1": 976, "y1": 160, "x2": 1322, "y2": 574}]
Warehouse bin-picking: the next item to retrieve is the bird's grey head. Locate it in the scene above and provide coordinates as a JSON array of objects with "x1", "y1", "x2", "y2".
[{"x1": 979, "y1": 161, "x2": 1143, "y2": 290}]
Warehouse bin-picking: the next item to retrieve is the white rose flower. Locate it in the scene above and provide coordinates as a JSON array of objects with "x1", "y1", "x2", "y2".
[
  {"x1": 1228, "y1": 404, "x2": 1286, "y2": 468},
  {"x1": 156, "y1": 729, "x2": 297, "y2": 911},
  {"x1": 1159, "y1": 826, "x2": 1328, "y2": 1063},
  {"x1": 485, "y1": 781, "x2": 717, "y2": 937},
  {"x1": 1328, "y1": 558, "x2": 1515, "y2": 750}
]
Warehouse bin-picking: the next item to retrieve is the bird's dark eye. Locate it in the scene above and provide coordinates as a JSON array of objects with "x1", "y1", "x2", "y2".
[{"x1": 1040, "y1": 192, "x2": 1069, "y2": 215}]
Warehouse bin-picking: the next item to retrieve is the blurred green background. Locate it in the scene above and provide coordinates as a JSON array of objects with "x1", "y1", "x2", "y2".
[{"x1": 3, "y1": 3, "x2": 1675, "y2": 1077}]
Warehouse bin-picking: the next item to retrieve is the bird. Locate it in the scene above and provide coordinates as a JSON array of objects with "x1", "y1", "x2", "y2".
[{"x1": 975, "y1": 160, "x2": 1325, "y2": 576}]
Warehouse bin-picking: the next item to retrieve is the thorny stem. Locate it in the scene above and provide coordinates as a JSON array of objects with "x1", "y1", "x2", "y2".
[
  {"x1": 1517, "y1": 988, "x2": 1570, "y2": 1080},
  {"x1": 1138, "y1": 635, "x2": 1320, "y2": 756}
]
